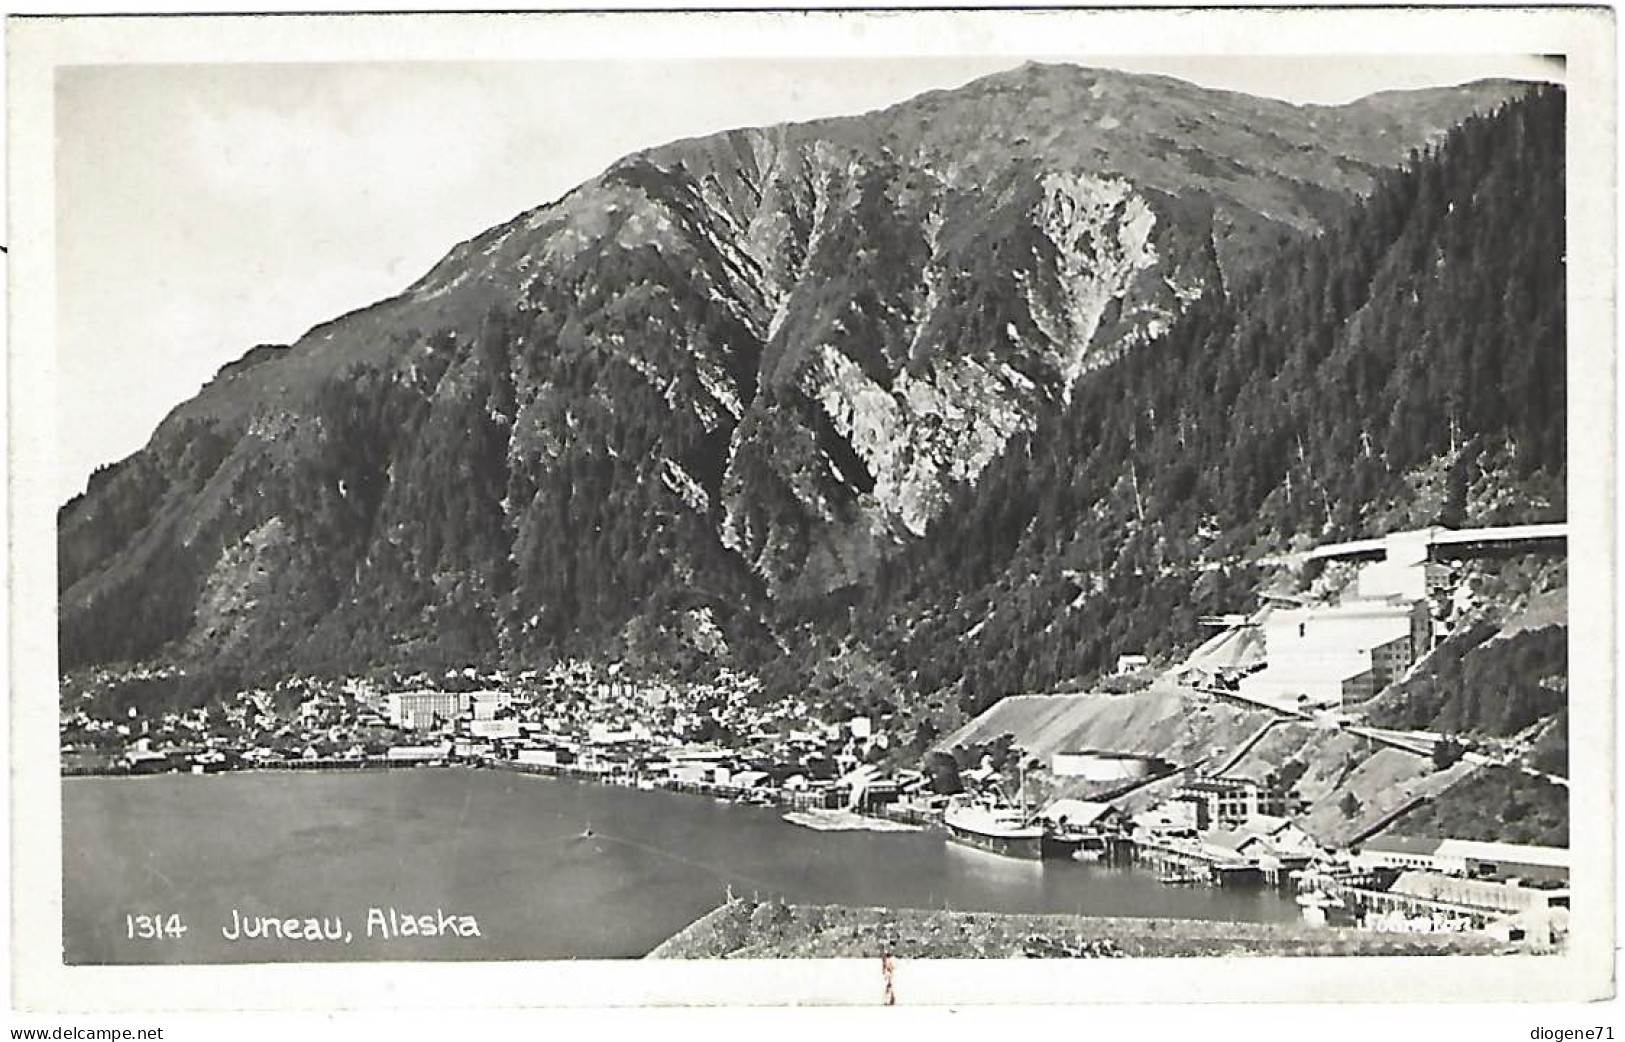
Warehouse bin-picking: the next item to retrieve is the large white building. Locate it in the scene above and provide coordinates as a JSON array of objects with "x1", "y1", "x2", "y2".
[
  {"x1": 386, "y1": 691, "x2": 468, "y2": 730},
  {"x1": 1229, "y1": 524, "x2": 1563, "y2": 709},
  {"x1": 1355, "y1": 529, "x2": 1450, "y2": 601},
  {"x1": 1238, "y1": 597, "x2": 1431, "y2": 708},
  {"x1": 1170, "y1": 778, "x2": 1288, "y2": 830}
]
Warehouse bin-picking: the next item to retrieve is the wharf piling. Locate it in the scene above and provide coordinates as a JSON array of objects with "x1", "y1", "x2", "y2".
[{"x1": 1132, "y1": 836, "x2": 1263, "y2": 888}]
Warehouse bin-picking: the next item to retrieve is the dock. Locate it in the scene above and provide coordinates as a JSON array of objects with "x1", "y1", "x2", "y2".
[{"x1": 1131, "y1": 836, "x2": 1262, "y2": 888}]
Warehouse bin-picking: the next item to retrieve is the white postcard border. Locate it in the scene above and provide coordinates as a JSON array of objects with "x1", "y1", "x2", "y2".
[{"x1": 8, "y1": 5, "x2": 1616, "y2": 1011}]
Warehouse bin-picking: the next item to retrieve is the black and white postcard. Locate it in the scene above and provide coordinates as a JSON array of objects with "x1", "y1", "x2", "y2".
[{"x1": 7, "y1": 5, "x2": 1616, "y2": 1013}]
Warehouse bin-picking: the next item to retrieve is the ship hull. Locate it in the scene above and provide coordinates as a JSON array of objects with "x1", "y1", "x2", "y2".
[
  {"x1": 946, "y1": 821, "x2": 1045, "y2": 860},
  {"x1": 1040, "y1": 834, "x2": 1085, "y2": 859}
]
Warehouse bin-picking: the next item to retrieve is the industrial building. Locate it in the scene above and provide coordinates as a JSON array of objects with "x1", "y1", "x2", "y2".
[
  {"x1": 1213, "y1": 524, "x2": 1564, "y2": 711},
  {"x1": 1352, "y1": 835, "x2": 1570, "y2": 884},
  {"x1": 1050, "y1": 749, "x2": 1169, "y2": 782},
  {"x1": 1170, "y1": 777, "x2": 1288, "y2": 830},
  {"x1": 1238, "y1": 597, "x2": 1431, "y2": 708}
]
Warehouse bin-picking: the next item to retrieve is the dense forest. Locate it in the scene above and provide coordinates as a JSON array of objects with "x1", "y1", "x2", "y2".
[
  {"x1": 59, "y1": 77, "x2": 1566, "y2": 744},
  {"x1": 1389, "y1": 766, "x2": 1569, "y2": 847},
  {"x1": 807, "y1": 86, "x2": 1566, "y2": 730},
  {"x1": 1365, "y1": 624, "x2": 1567, "y2": 743}
]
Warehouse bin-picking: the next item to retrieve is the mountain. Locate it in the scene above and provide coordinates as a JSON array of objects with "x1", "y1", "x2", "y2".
[
  {"x1": 59, "y1": 64, "x2": 1545, "y2": 693},
  {"x1": 848, "y1": 84, "x2": 1566, "y2": 737}
]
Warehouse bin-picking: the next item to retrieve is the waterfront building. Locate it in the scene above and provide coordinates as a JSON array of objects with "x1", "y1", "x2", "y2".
[
  {"x1": 1387, "y1": 870, "x2": 1569, "y2": 916},
  {"x1": 123, "y1": 745, "x2": 170, "y2": 771},
  {"x1": 1039, "y1": 799, "x2": 1125, "y2": 833},
  {"x1": 1236, "y1": 814, "x2": 1319, "y2": 858},
  {"x1": 1171, "y1": 777, "x2": 1288, "y2": 830},
  {"x1": 385, "y1": 744, "x2": 449, "y2": 763},
  {"x1": 729, "y1": 769, "x2": 771, "y2": 789},
  {"x1": 452, "y1": 739, "x2": 491, "y2": 759},
  {"x1": 669, "y1": 760, "x2": 733, "y2": 786},
  {"x1": 1350, "y1": 834, "x2": 1450, "y2": 873},
  {"x1": 1197, "y1": 828, "x2": 1259, "y2": 863},
  {"x1": 516, "y1": 746, "x2": 574, "y2": 768},
  {"x1": 1133, "y1": 801, "x2": 1200, "y2": 837},
  {"x1": 785, "y1": 785, "x2": 842, "y2": 811},
  {"x1": 1198, "y1": 814, "x2": 1321, "y2": 875},
  {"x1": 833, "y1": 770, "x2": 899, "y2": 812},
  {"x1": 1356, "y1": 835, "x2": 1571, "y2": 884},
  {"x1": 386, "y1": 690, "x2": 468, "y2": 730},
  {"x1": 1434, "y1": 839, "x2": 1570, "y2": 883},
  {"x1": 470, "y1": 718, "x2": 522, "y2": 740}
]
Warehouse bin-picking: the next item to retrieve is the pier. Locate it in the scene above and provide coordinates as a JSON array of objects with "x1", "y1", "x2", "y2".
[
  {"x1": 1132, "y1": 836, "x2": 1262, "y2": 888},
  {"x1": 1299, "y1": 875, "x2": 1499, "y2": 929}
]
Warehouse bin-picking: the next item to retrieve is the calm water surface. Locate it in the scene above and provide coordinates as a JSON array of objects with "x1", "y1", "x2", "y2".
[{"x1": 63, "y1": 769, "x2": 1296, "y2": 963}]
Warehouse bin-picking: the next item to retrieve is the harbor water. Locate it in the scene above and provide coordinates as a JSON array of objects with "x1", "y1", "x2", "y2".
[{"x1": 63, "y1": 769, "x2": 1298, "y2": 963}]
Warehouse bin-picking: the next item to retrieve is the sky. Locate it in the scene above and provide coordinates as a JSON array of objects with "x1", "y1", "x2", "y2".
[{"x1": 54, "y1": 54, "x2": 1565, "y2": 504}]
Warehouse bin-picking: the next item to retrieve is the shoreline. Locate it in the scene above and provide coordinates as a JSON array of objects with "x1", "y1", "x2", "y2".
[
  {"x1": 61, "y1": 757, "x2": 940, "y2": 827},
  {"x1": 67, "y1": 760, "x2": 1556, "y2": 950},
  {"x1": 646, "y1": 896, "x2": 1517, "y2": 959},
  {"x1": 76, "y1": 765, "x2": 1534, "y2": 955},
  {"x1": 62, "y1": 759, "x2": 952, "y2": 848}
]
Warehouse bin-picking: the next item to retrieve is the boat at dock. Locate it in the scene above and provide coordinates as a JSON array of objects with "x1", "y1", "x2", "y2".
[
  {"x1": 1069, "y1": 836, "x2": 1109, "y2": 862},
  {"x1": 943, "y1": 799, "x2": 1046, "y2": 859},
  {"x1": 1158, "y1": 868, "x2": 1205, "y2": 886}
]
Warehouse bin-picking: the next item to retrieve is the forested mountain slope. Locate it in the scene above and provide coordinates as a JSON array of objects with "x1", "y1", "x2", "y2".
[
  {"x1": 58, "y1": 67, "x2": 1557, "y2": 719},
  {"x1": 819, "y1": 86, "x2": 1565, "y2": 734}
]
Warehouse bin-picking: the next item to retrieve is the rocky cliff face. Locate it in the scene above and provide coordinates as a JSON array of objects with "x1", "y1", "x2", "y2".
[{"x1": 58, "y1": 63, "x2": 1529, "y2": 676}]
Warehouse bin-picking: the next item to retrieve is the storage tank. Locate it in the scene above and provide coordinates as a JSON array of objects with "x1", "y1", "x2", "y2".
[{"x1": 1050, "y1": 750, "x2": 1161, "y2": 782}]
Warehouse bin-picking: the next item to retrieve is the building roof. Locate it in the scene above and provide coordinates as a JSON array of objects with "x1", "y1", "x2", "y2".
[
  {"x1": 1387, "y1": 871, "x2": 1566, "y2": 905},
  {"x1": 1055, "y1": 749, "x2": 1159, "y2": 761},
  {"x1": 1199, "y1": 829, "x2": 1259, "y2": 858},
  {"x1": 1435, "y1": 839, "x2": 1570, "y2": 869},
  {"x1": 1177, "y1": 777, "x2": 1262, "y2": 794},
  {"x1": 1272, "y1": 598, "x2": 1420, "y2": 621},
  {"x1": 1238, "y1": 814, "x2": 1295, "y2": 837},
  {"x1": 669, "y1": 746, "x2": 728, "y2": 761},
  {"x1": 1386, "y1": 870, "x2": 1472, "y2": 900},
  {"x1": 1134, "y1": 803, "x2": 1197, "y2": 826},
  {"x1": 1357, "y1": 834, "x2": 1444, "y2": 857},
  {"x1": 1040, "y1": 799, "x2": 1117, "y2": 827}
]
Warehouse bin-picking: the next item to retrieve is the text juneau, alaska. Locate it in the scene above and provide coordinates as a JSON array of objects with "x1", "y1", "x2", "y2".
[{"x1": 221, "y1": 907, "x2": 482, "y2": 943}]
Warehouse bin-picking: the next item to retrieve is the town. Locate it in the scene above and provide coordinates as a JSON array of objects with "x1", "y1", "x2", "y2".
[{"x1": 59, "y1": 523, "x2": 1570, "y2": 950}]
